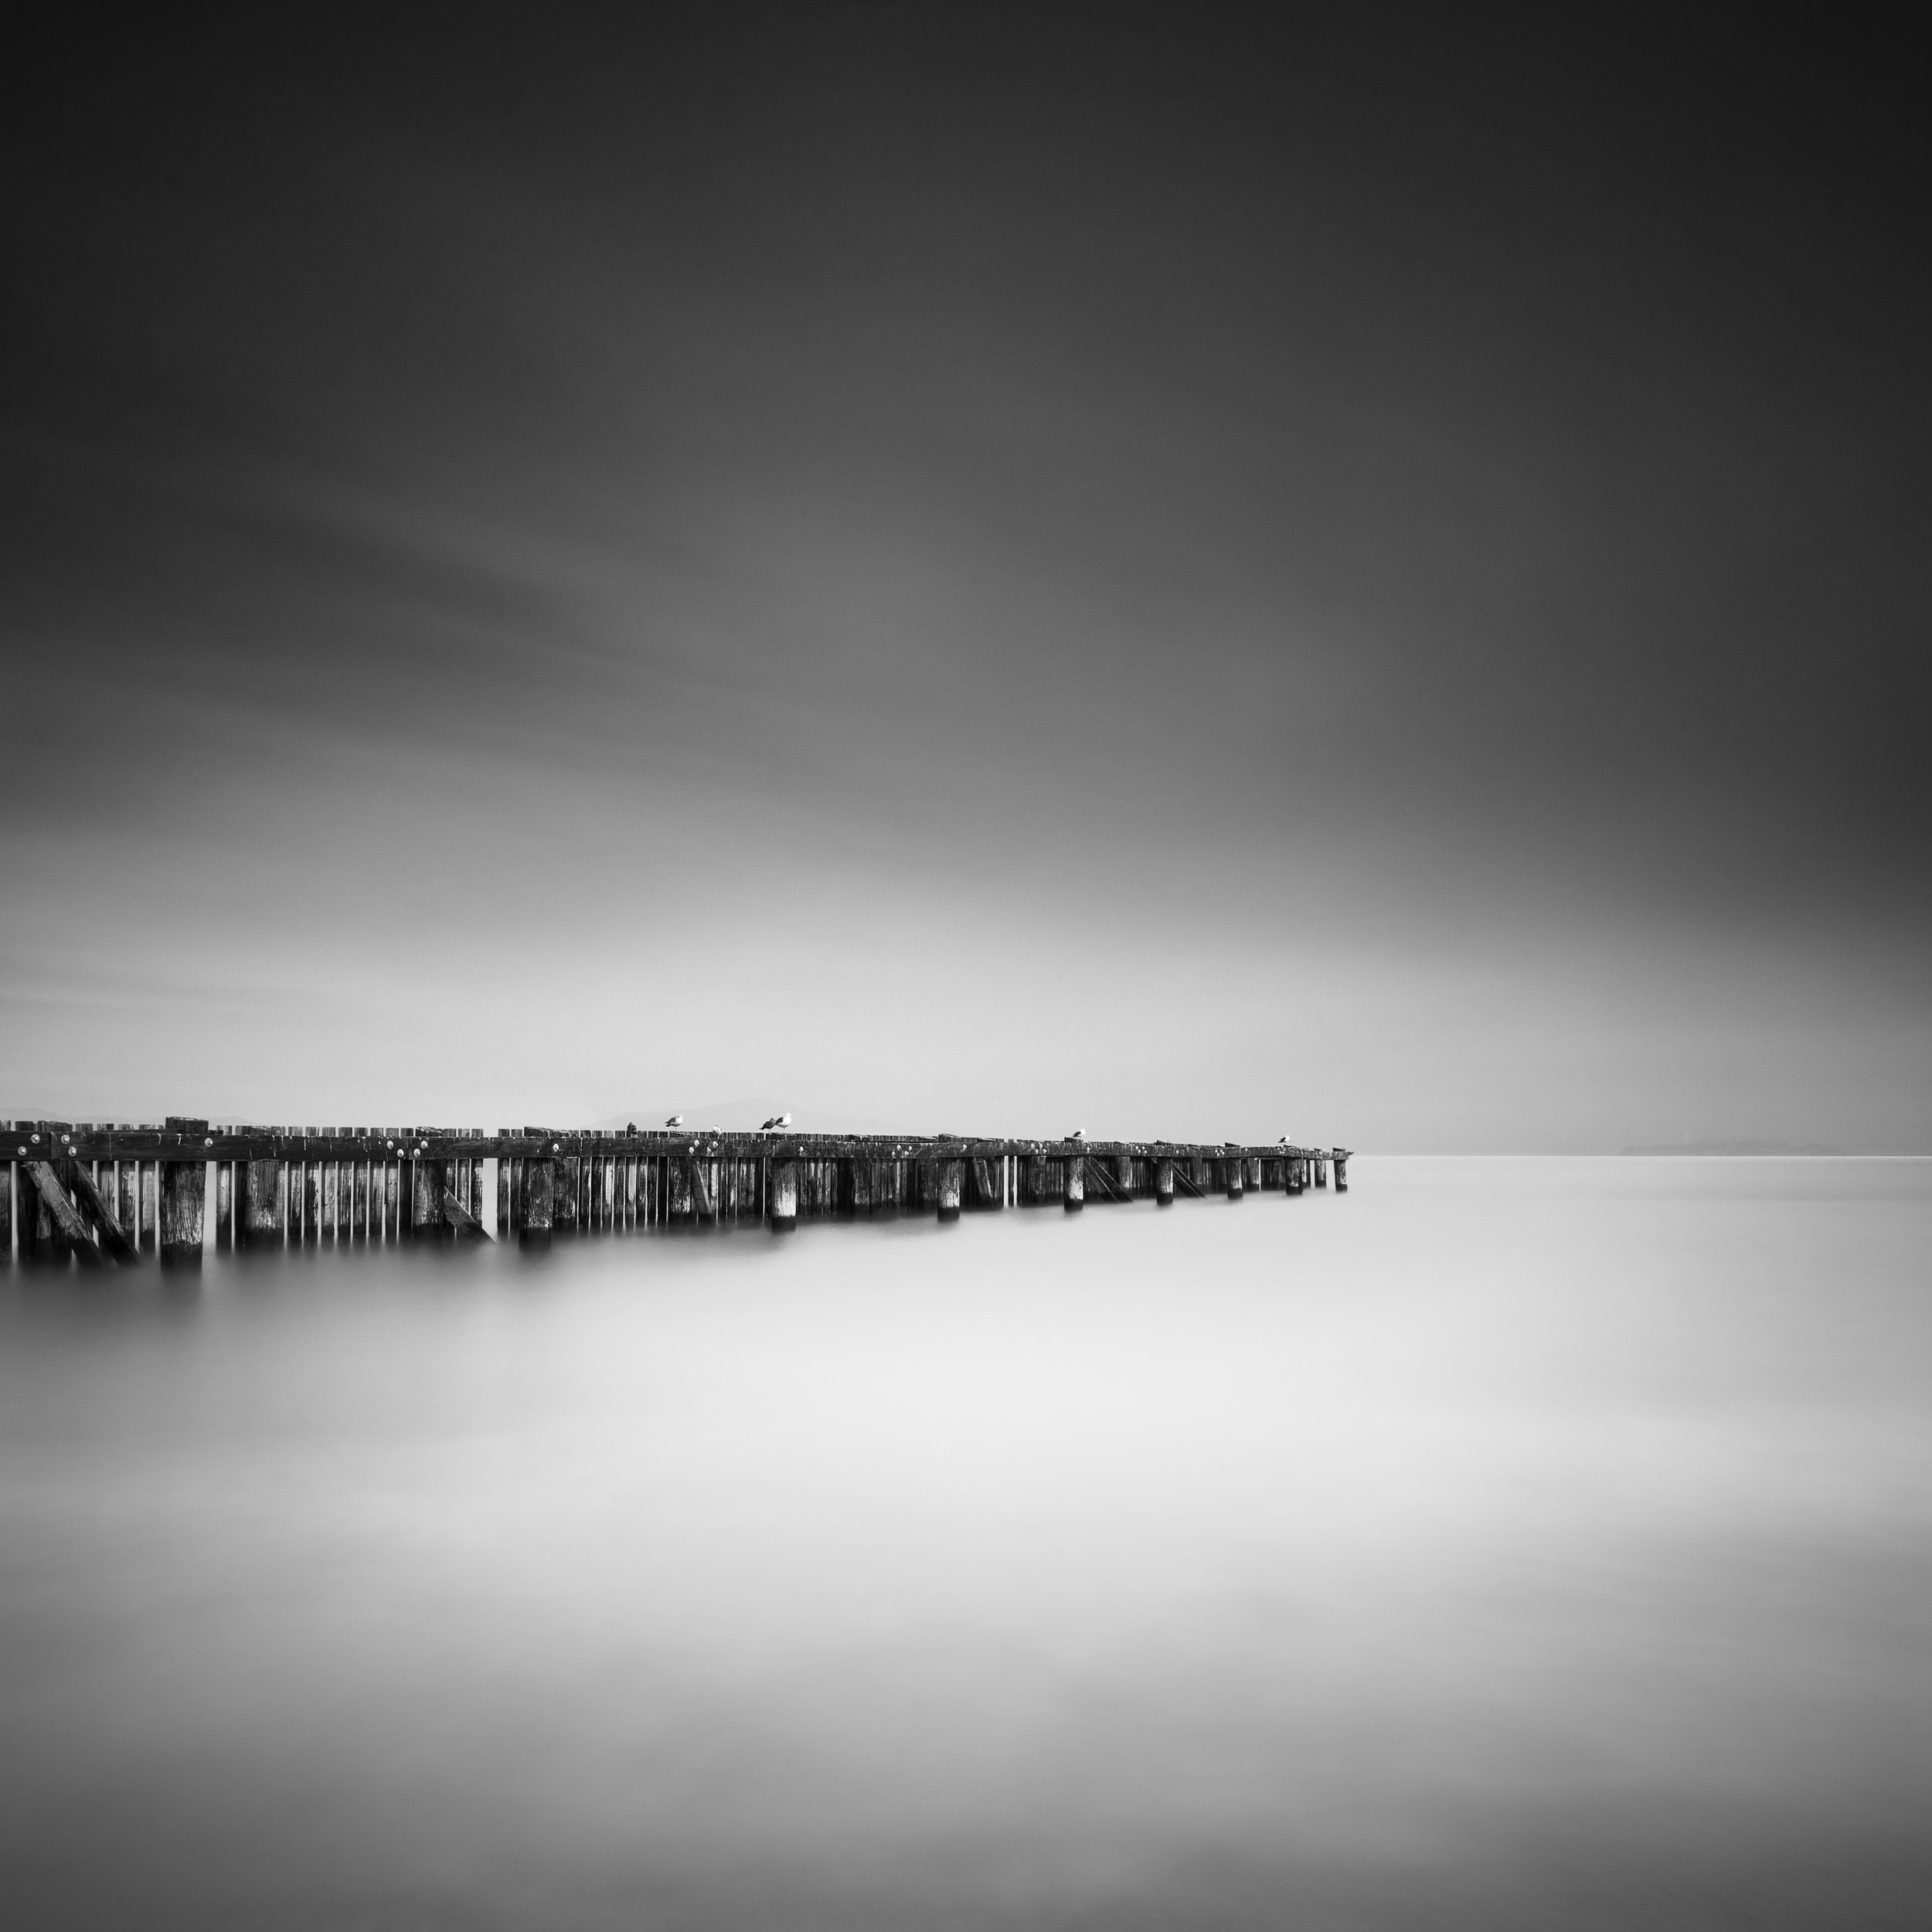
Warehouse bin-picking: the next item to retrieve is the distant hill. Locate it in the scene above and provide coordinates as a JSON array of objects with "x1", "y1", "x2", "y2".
[{"x1": 1620, "y1": 1138, "x2": 1848, "y2": 1156}]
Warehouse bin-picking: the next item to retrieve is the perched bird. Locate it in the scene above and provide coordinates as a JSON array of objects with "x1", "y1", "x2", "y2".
[
  {"x1": 1067, "y1": 1127, "x2": 1085, "y2": 1141},
  {"x1": 760, "y1": 1112, "x2": 793, "y2": 1131},
  {"x1": 664, "y1": 1114, "x2": 683, "y2": 1129}
]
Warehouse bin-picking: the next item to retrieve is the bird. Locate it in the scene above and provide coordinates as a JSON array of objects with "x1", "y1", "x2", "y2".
[
  {"x1": 760, "y1": 1112, "x2": 792, "y2": 1131},
  {"x1": 664, "y1": 1114, "x2": 683, "y2": 1129},
  {"x1": 1067, "y1": 1127, "x2": 1085, "y2": 1141}
]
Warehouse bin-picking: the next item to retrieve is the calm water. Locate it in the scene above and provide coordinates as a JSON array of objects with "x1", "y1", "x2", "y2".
[{"x1": 2, "y1": 1158, "x2": 1929, "y2": 1929}]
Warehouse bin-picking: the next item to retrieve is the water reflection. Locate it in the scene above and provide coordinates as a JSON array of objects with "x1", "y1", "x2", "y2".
[{"x1": 3, "y1": 1159, "x2": 1929, "y2": 1927}]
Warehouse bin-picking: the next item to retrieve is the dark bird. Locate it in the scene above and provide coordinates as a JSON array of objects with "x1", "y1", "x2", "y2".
[
  {"x1": 760, "y1": 1113, "x2": 793, "y2": 1131},
  {"x1": 664, "y1": 1114, "x2": 683, "y2": 1129}
]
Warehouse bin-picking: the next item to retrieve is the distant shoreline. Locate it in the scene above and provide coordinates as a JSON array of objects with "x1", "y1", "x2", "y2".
[{"x1": 1619, "y1": 1139, "x2": 1848, "y2": 1157}]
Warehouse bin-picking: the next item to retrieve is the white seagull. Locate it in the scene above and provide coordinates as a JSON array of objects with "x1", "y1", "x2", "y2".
[{"x1": 664, "y1": 1114, "x2": 683, "y2": 1129}]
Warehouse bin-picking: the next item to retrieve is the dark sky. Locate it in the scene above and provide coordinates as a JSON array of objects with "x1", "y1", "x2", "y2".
[{"x1": 3, "y1": 12, "x2": 1927, "y2": 1146}]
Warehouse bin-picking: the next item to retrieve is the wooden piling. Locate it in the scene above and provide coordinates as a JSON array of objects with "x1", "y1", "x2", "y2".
[
  {"x1": 1064, "y1": 1152, "x2": 1084, "y2": 1212},
  {"x1": 519, "y1": 1158, "x2": 554, "y2": 1248},
  {"x1": 15, "y1": 1158, "x2": 45, "y2": 1264},
  {"x1": 134, "y1": 1160, "x2": 155, "y2": 1253},
  {"x1": 214, "y1": 1162, "x2": 233, "y2": 1250},
  {"x1": 937, "y1": 1158, "x2": 963, "y2": 1222},
  {"x1": 768, "y1": 1159, "x2": 798, "y2": 1231},
  {"x1": 1155, "y1": 1157, "x2": 1175, "y2": 1206},
  {"x1": 159, "y1": 1158, "x2": 206, "y2": 1267},
  {"x1": 1333, "y1": 1154, "x2": 1347, "y2": 1192},
  {"x1": 1, "y1": 1152, "x2": 10, "y2": 1262},
  {"x1": 412, "y1": 1156, "x2": 446, "y2": 1238},
  {"x1": 1314, "y1": 1155, "x2": 1328, "y2": 1188},
  {"x1": 240, "y1": 1159, "x2": 281, "y2": 1249}
]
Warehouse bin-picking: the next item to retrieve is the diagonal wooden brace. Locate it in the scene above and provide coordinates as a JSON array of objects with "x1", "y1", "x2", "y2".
[
  {"x1": 65, "y1": 1164, "x2": 141, "y2": 1262},
  {"x1": 25, "y1": 1164, "x2": 107, "y2": 1268},
  {"x1": 440, "y1": 1188, "x2": 494, "y2": 1240}
]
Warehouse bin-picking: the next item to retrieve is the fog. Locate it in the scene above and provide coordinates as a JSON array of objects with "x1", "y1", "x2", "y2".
[{"x1": 5, "y1": 1159, "x2": 1927, "y2": 1927}]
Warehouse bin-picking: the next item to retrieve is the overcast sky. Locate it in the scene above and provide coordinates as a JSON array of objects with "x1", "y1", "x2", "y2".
[{"x1": 3, "y1": 14, "x2": 1926, "y2": 1148}]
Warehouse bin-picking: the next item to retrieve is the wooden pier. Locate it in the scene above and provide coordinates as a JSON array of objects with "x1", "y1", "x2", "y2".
[{"x1": 3, "y1": 1120, "x2": 1349, "y2": 1265}]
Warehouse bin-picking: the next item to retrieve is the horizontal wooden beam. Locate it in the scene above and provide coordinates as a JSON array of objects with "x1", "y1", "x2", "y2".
[{"x1": 10, "y1": 1122, "x2": 1351, "y2": 1166}]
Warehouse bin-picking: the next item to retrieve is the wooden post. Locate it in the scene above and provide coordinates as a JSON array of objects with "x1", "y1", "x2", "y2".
[
  {"x1": 138, "y1": 1160, "x2": 158, "y2": 1253},
  {"x1": 498, "y1": 1152, "x2": 512, "y2": 1236},
  {"x1": 1064, "y1": 1152, "x2": 1084, "y2": 1212},
  {"x1": 159, "y1": 1159, "x2": 206, "y2": 1267},
  {"x1": 114, "y1": 1161, "x2": 135, "y2": 1251},
  {"x1": 937, "y1": 1158, "x2": 963, "y2": 1222},
  {"x1": 1225, "y1": 1155, "x2": 1244, "y2": 1200},
  {"x1": 1314, "y1": 1155, "x2": 1328, "y2": 1188},
  {"x1": 1, "y1": 1151, "x2": 10, "y2": 1263},
  {"x1": 412, "y1": 1157, "x2": 447, "y2": 1238},
  {"x1": 15, "y1": 1157, "x2": 45, "y2": 1264},
  {"x1": 553, "y1": 1155, "x2": 579, "y2": 1235},
  {"x1": 519, "y1": 1158, "x2": 554, "y2": 1247},
  {"x1": 1155, "y1": 1157, "x2": 1175, "y2": 1206},
  {"x1": 215, "y1": 1162, "x2": 233, "y2": 1250},
  {"x1": 10, "y1": 1148, "x2": 44, "y2": 1268},
  {"x1": 240, "y1": 1160, "x2": 281, "y2": 1249},
  {"x1": 768, "y1": 1159, "x2": 798, "y2": 1231}
]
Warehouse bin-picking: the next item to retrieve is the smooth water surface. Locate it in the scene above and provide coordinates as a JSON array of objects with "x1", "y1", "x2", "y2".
[{"x1": 3, "y1": 1158, "x2": 1930, "y2": 1928}]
